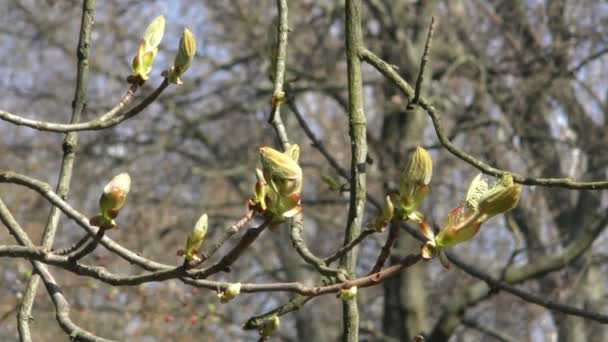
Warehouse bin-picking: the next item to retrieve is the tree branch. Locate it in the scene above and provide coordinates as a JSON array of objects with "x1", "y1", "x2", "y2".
[
  {"x1": 0, "y1": 80, "x2": 168, "y2": 133},
  {"x1": 342, "y1": 0, "x2": 368, "y2": 340},
  {"x1": 18, "y1": 1, "x2": 95, "y2": 340},
  {"x1": 267, "y1": 0, "x2": 290, "y2": 150},
  {"x1": 360, "y1": 47, "x2": 608, "y2": 190}
]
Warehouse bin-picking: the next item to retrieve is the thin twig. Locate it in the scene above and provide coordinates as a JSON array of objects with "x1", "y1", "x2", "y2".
[
  {"x1": 1, "y1": 198, "x2": 117, "y2": 342},
  {"x1": 195, "y1": 221, "x2": 270, "y2": 279},
  {"x1": 461, "y1": 318, "x2": 518, "y2": 342},
  {"x1": 411, "y1": 16, "x2": 435, "y2": 107},
  {"x1": 198, "y1": 208, "x2": 256, "y2": 264},
  {"x1": 324, "y1": 228, "x2": 376, "y2": 264},
  {"x1": 287, "y1": 97, "x2": 381, "y2": 209},
  {"x1": 267, "y1": 0, "x2": 290, "y2": 150},
  {"x1": 66, "y1": 228, "x2": 106, "y2": 262},
  {"x1": 0, "y1": 80, "x2": 168, "y2": 133},
  {"x1": 290, "y1": 215, "x2": 346, "y2": 278},
  {"x1": 53, "y1": 233, "x2": 92, "y2": 255},
  {"x1": 18, "y1": 1, "x2": 95, "y2": 341},
  {"x1": 368, "y1": 221, "x2": 400, "y2": 275}
]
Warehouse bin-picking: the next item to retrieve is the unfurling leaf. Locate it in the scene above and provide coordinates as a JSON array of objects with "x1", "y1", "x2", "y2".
[
  {"x1": 131, "y1": 15, "x2": 165, "y2": 82},
  {"x1": 184, "y1": 213, "x2": 208, "y2": 262}
]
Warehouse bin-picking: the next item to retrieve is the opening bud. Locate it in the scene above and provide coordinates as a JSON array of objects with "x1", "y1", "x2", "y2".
[
  {"x1": 132, "y1": 15, "x2": 165, "y2": 82},
  {"x1": 255, "y1": 145, "x2": 303, "y2": 222},
  {"x1": 372, "y1": 195, "x2": 394, "y2": 232},
  {"x1": 97, "y1": 172, "x2": 131, "y2": 229},
  {"x1": 218, "y1": 283, "x2": 241, "y2": 303},
  {"x1": 260, "y1": 315, "x2": 280, "y2": 339},
  {"x1": 399, "y1": 147, "x2": 432, "y2": 218},
  {"x1": 338, "y1": 286, "x2": 357, "y2": 301},
  {"x1": 168, "y1": 28, "x2": 197, "y2": 85},
  {"x1": 184, "y1": 213, "x2": 208, "y2": 262}
]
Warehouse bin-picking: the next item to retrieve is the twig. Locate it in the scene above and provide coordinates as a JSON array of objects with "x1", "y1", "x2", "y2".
[
  {"x1": 195, "y1": 221, "x2": 270, "y2": 279},
  {"x1": 411, "y1": 16, "x2": 435, "y2": 106},
  {"x1": 243, "y1": 296, "x2": 312, "y2": 330},
  {"x1": 243, "y1": 254, "x2": 422, "y2": 330},
  {"x1": 66, "y1": 227, "x2": 106, "y2": 262},
  {"x1": 0, "y1": 198, "x2": 117, "y2": 342},
  {"x1": 368, "y1": 221, "x2": 400, "y2": 275},
  {"x1": 18, "y1": 2, "x2": 94, "y2": 341},
  {"x1": 290, "y1": 215, "x2": 346, "y2": 278},
  {"x1": 198, "y1": 208, "x2": 256, "y2": 263},
  {"x1": 359, "y1": 47, "x2": 608, "y2": 190},
  {"x1": 0, "y1": 172, "x2": 174, "y2": 271},
  {"x1": 324, "y1": 228, "x2": 376, "y2": 264},
  {"x1": 0, "y1": 80, "x2": 168, "y2": 133},
  {"x1": 267, "y1": 0, "x2": 290, "y2": 150},
  {"x1": 399, "y1": 215, "x2": 608, "y2": 330},
  {"x1": 53, "y1": 233, "x2": 92, "y2": 255},
  {"x1": 287, "y1": 97, "x2": 381, "y2": 209},
  {"x1": 461, "y1": 318, "x2": 518, "y2": 342},
  {"x1": 447, "y1": 251, "x2": 608, "y2": 324}
]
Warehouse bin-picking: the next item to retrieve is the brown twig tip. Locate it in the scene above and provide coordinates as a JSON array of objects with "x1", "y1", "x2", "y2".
[{"x1": 412, "y1": 16, "x2": 436, "y2": 107}]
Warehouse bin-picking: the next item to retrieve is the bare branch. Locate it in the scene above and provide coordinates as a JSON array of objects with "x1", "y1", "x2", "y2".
[
  {"x1": 360, "y1": 48, "x2": 608, "y2": 190},
  {"x1": 0, "y1": 80, "x2": 168, "y2": 133},
  {"x1": 267, "y1": 0, "x2": 290, "y2": 150},
  {"x1": 411, "y1": 16, "x2": 435, "y2": 106}
]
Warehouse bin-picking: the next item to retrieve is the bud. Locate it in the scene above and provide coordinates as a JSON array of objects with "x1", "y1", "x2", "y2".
[
  {"x1": 184, "y1": 213, "x2": 208, "y2": 262},
  {"x1": 132, "y1": 15, "x2": 165, "y2": 82},
  {"x1": 256, "y1": 145, "x2": 303, "y2": 222},
  {"x1": 168, "y1": 28, "x2": 197, "y2": 85},
  {"x1": 92, "y1": 172, "x2": 131, "y2": 229},
  {"x1": 372, "y1": 195, "x2": 394, "y2": 232},
  {"x1": 338, "y1": 286, "x2": 357, "y2": 301},
  {"x1": 100, "y1": 172, "x2": 131, "y2": 219},
  {"x1": 478, "y1": 174, "x2": 521, "y2": 219},
  {"x1": 260, "y1": 315, "x2": 280, "y2": 339},
  {"x1": 259, "y1": 146, "x2": 302, "y2": 193},
  {"x1": 399, "y1": 147, "x2": 432, "y2": 219},
  {"x1": 218, "y1": 283, "x2": 241, "y2": 303}
]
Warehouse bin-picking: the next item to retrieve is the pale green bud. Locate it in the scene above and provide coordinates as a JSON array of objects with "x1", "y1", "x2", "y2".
[
  {"x1": 100, "y1": 173, "x2": 131, "y2": 220},
  {"x1": 218, "y1": 283, "x2": 241, "y2": 303},
  {"x1": 260, "y1": 146, "x2": 302, "y2": 192},
  {"x1": 338, "y1": 286, "x2": 357, "y2": 301},
  {"x1": 143, "y1": 15, "x2": 165, "y2": 50},
  {"x1": 402, "y1": 146, "x2": 433, "y2": 187},
  {"x1": 399, "y1": 147, "x2": 433, "y2": 218},
  {"x1": 257, "y1": 146, "x2": 303, "y2": 222},
  {"x1": 168, "y1": 28, "x2": 197, "y2": 84},
  {"x1": 132, "y1": 15, "x2": 165, "y2": 81},
  {"x1": 260, "y1": 315, "x2": 280, "y2": 338},
  {"x1": 184, "y1": 213, "x2": 208, "y2": 262},
  {"x1": 372, "y1": 195, "x2": 394, "y2": 232},
  {"x1": 94, "y1": 172, "x2": 131, "y2": 229}
]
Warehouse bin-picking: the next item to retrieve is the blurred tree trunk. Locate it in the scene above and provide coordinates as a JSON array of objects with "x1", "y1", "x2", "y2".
[{"x1": 373, "y1": 1, "x2": 439, "y2": 339}]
